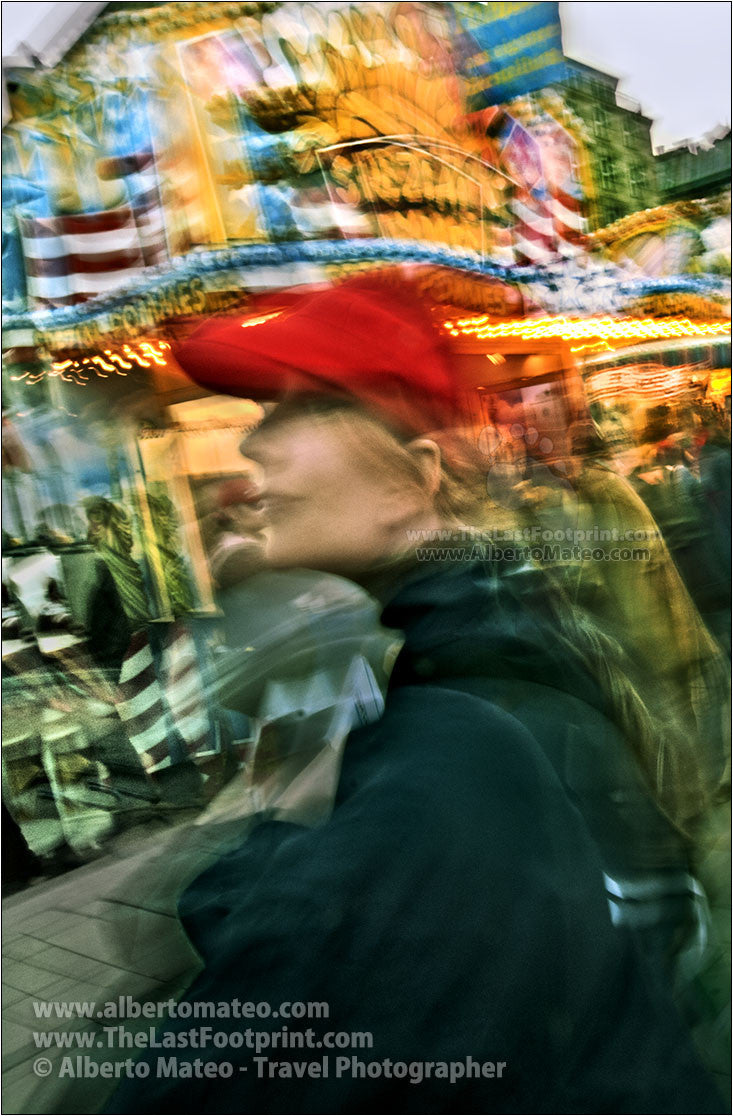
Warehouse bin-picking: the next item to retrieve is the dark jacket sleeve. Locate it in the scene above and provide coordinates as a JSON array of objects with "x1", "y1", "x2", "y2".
[{"x1": 109, "y1": 687, "x2": 723, "y2": 1114}]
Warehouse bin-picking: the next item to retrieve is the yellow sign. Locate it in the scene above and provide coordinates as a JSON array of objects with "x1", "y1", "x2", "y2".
[
  {"x1": 324, "y1": 140, "x2": 509, "y2": 255},
  {"x1": 709, "y1": 369, "x2": 731, "y2": 396}
]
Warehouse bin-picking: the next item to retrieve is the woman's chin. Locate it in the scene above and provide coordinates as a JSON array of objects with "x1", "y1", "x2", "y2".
[{"x1": 263, "y1": 539, "x2": 320, "y2": 571}]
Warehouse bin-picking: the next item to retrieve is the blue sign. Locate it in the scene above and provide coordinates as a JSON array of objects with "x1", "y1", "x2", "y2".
[{"x1": 453, "y1": 2, "x2": 568, "y2": 107}]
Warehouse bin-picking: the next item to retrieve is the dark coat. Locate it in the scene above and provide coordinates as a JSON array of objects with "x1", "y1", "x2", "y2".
[{"x1": 109, "y1": 559, "x2": 723, "y2": 1114}]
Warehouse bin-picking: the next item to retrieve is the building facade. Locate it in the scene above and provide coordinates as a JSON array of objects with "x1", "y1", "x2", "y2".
[
  {"x1": 655, "y1": 128, "x2": 732, "y2": 203},
  {"x1": 558, "y1": 57, "x2": 659, "y2": 230}
]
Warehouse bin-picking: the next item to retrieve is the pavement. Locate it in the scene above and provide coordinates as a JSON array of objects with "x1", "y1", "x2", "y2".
[{"x1": 2, "y1": 775, "x2": 258, "y2": 1115}]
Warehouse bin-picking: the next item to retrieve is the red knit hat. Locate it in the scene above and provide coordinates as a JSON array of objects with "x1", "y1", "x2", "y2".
[{"x1": 173, "y1": 273, "x2": 466, "y2": 437}]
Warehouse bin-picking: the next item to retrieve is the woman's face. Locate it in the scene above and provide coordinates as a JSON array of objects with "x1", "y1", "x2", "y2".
[{"x1": 243, "y1": 411, "x2": 421, "y2": 574}]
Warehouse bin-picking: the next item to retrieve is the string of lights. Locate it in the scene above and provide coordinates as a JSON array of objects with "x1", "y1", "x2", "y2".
[
  {"x1": 9, "y1": 341, "x2": 172, "y2": 385},
  {"x1": 443, "y1": 315, "x2": 731, "y2": 347}
]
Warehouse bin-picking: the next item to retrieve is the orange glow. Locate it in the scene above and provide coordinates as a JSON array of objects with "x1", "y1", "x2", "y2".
[
  {"x1": 104, "y1": 350, "x2": 133, "y2": 369},
  {"x1": 139, "y1": 341, "x2": 168, "y2": 366},
  {"x1": 40, "y1": 340, "x2": 172, "y2": 385},
  {"x1": 710, "y1": 369, "x2": 731, "y2": 395},
  {"x1": 91, "y1": 355, "x2": 117, "y2": 372},
  {"x1": 443, "y1": 315, "x2": 731, "y2": 346}
]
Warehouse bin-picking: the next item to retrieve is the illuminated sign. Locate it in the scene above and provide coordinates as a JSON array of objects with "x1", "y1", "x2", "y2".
[
  {"x1": 319, "y1": 138, "x2": 511, "y2": 259},
  {"x1": 444, "y1": 314, "x2": 732, "y2": 347}
]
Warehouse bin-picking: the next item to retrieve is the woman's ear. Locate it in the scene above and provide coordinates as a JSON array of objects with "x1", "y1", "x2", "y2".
[{"x1": 405, "y1": 438, "x2": 442, "y2": 498}]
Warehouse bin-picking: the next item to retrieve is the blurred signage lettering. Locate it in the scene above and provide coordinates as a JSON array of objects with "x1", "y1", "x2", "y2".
[
  {"x1": 33, "y1": 277, "x2": 209, "y2": 351},
  {"x1": 321, "y1": 139, "x2": 510, "y2": 257}
]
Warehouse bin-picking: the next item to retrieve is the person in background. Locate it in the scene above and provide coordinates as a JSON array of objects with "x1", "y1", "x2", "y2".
[
  {"x1": 520, "y1": 418, "x2": 731, "y2": 1074},
  {"x1": 84, "y1": 496, "x2": 151, "y2": 631},
  {"x1": 200, "y1": 475, "x2": 267, "y2": 591},
  {"x1": 694, "y1": 409, "x2": 732, "y2": 652},
  {"x1": 146, "y1": 490, "x2": 196, "y2": 616},
  {"x1": 630, "y1": 420, "x2": 730, "y2": 656}
]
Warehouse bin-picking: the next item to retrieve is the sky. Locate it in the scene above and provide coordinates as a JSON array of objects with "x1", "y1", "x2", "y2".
[
  {"x1": 560, "y1": 1, "x2": 731, "y2": 149},
  {"x1": 2, "y1": 1, "x2": 59, "y2": 51},
  {"x1": 2, "y1": 1, "x2": 731, "y2": 150}
]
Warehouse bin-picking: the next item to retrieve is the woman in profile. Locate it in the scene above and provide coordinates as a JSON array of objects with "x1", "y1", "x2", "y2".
[{"x1": 110, "y1": 275, "x2": 725, "y2": 1114}]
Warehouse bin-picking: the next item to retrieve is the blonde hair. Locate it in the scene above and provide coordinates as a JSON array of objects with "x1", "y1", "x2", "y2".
[
  {"x1": 248, "y1": 395, "x2": 486, "y2": 527},
  {"x1": 247, "y1": 395, "x2": 726, "y2": 834}
]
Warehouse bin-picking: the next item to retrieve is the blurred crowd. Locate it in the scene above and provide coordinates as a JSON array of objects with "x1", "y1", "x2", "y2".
[{"x1": 3, "y1": 356, "x2": 730, "y2": 887}]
